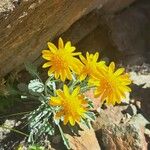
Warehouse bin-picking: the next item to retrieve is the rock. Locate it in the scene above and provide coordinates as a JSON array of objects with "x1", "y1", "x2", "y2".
[
  {"x1": 0, "y1": 119, "x2": 16, "y2": 141},
  {"x1": 101, "y1": 0, "x2": 136, "y2": 13},
  {"x1": 131, "y1": 84, "x2": 150, "y2": 121},
  {"x1": 128, "y1": 114, "x2": 149, "y2": 127},
  {"x1": 123, "y1": 104, "x2": 137, "y2": 116},
  {"x1": 135, "y1": 101, "x2": 141, "y2": 109},
  {"x1": 106, "y1": 0, "x2": 150, "y2": 65},
  {"x1": 0, "y1": 0, "x2": 136, "y2": 77},
  {"x1": 66, "y1": 125, "x2": 100, "y2": 150},
  {"x1": 0, "y1": 0, "x2": 19, "y2": 13},
  {"x1": 93, "y1": 105, "x2": 149, "y2": 150},
  {"x1": 93, "y1": 105, "x2": 128, "y2": 130},
  {"x1": 84, "y1": 89, "x2": 102, "y2": 110},
  {"x1": 130, "y1": 72, "x2": 150, "y2": 88},
  {"x1": 77, "y1": 0, "x2": 150, "y2": 65},
  {"x1": 0, "y1": 0, "x2": 104, "y2": 77},
  {"x1": 96, "y1": 123, "x2": 147, "y2": 150}
]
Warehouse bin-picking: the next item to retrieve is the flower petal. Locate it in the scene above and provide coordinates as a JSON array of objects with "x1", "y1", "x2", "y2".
[
  {"x1": 63, "y1": 84, "x2": 70, "y2": 96},
  {"x1": 58, "y1": 37, "x2": 64, "y2": 49},
  {"x1": 48, "y1": 42, "x2": 57, "y2": 53},
  {"x1": 109, "y1": 62, "x2": 115, "y2": 73},
  {"x1": 72, "y1": 86, "x2": 80, "y2": 97},
  {"x1": 48, "y1": 67, "x2": 55, "y2": 76},
  {"x1": 93, "y1": 52, "x2": 99, "y2": 62},
  {"x1": 69, "y1": 116, "x2": 75, "y2": 126},
  {"x1": 42, "y1": 62, "x2": 52, "y2": 68},
  {"x1": 114, "y1": 68, "x2": 125, "y2": 76},
  {"x1": 49, "y1": 97, "x2": 62, "y2": 106}
]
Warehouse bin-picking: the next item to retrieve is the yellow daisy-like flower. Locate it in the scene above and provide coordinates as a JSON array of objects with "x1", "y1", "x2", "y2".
[
  {"x1": 49, "y1": 85, "x2": 88, "y2": 126},
  {"x1": 79, "y1": 52, "x2": 106, "y2": 81},
  {"x1": 42, "y1": 38, "x2": 83, "y2": 81},
  {"x1": 89, "y1": 62, "x2": 132, "y2": 105}
]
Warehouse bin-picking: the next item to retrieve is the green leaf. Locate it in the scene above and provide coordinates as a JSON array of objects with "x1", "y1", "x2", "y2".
[
  {"x1": 28, "y1": 144, "x2": 45, "y2": 150},
  {"x1": 24, "y1": 62, "x2": 39, "y2": 78},
  {"x1": 57, "y1": 123, "x2": 70, "y2": 149},
  {"x1": 82, "y1": 119, "x2": 92, "y2": 129},
  {"x1": 85, "y1": 112, "x2": 96, "y2": 121}
]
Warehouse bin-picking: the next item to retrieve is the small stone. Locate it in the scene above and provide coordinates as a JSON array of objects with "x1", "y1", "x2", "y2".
[
  {"x1": 129, "y1": 114, "x2": 149, "y2": 127},
  {"x1": 123, "y1": 104, "x2": 137, "y2": 116},
  {"x1": 135, "y1": 100, "x2": 141, "y2": 109},
  {"x1": 66, "y1": 125, "x2": 100, "y2": 150},
  {"x1": 15, "y1": 121, "x2": 21, "y2": 126},
  {"x1": 122, "y1": 93, "x2": 130, "y2": 104},
  {"x1": 130, "y1": 99, "x2": 135, "y2": 104},
  {"x1": 144, "y1": 129, "x2": 150, "y2": 137},
  {"x1": 52, "y1": 135, "x2": 61, "y2": 144}
]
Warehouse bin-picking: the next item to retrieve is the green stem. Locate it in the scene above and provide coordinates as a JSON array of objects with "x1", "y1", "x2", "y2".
[
  {"x1": 0, "y1": 125, "x2": 29, "y2": 137},
  {"x1": 0, "y1": 111, "x2": 31, "y2": 119},
  {"x1": 57, "y1": 124, "x2": 70, "y2": 149},
  {"x1": 80, "y1": 85, "x2": 96, "y2": 93},
  {"x1": 69, "y1": 80, "x2": 80, "y2": 92}
]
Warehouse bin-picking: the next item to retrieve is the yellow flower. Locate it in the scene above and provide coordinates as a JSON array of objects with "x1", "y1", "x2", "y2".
[
  {"x1": 42, "y1": 38, "x2": 83, "y2": 81},
  {"x1": 49, "y1": 85, "x2": 88, "y2": 126},
  {"x1": 79, "y1": 52, "x2": 106, "y2": 80},
  {"x1": 89, "y1": 62, "x2": 132, "y2": 105}
]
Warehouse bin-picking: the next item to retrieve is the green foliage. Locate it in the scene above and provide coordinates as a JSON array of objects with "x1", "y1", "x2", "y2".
[
  {"x1": 0, "y1": 77, "x2": 21, "y2": 113},
  {"x1": 28, "y1": 144, "x2": 45, "y2": 150},
  {"x1": 24, "y1": 72, "x2": 95, "y2": 149},
  {"x1": 24, "y1": 62, "x2": 40, "y2": 79}
]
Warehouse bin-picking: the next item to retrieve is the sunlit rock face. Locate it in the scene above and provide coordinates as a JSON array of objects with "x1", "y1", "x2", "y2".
[{"x1": 0, "y1": 0, "x2": 136, "y2": 77}]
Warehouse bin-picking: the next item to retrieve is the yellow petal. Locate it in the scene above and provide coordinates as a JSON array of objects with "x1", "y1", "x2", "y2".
[
  {"x1": 93, "y1": 52, "x2": 99, "y2": 62},
  {"x1": 66, "y1": 68, "x2": 72, "y2": 80},
  {"x1": 49, "y1": 97, "x2": 62, "y2": 106},
  {"x1": 42, "y1": 50, "x2": 51, "y2": 54},
  {"x1": 58, "y1": 37, "x2": 64, "y2": 49},
  {"x1": 72, "y1": 86, "x2": 80, "y2": 97},
  {"x1": 79, "y1": 55, "x2": 87, "y2": 64},
  {"x1": 69, "y1": 116, "x2": 75, "y2": 126},
  {"x1": 65, "y1": 41, "x2": 71, "y2": 49},
  {"x1": 109, "y1": 62, "x2": 115, "y2": 73},
  {"x1": 54, "y1": 72, "x2": 59, "y2": 79},
  {"x1": 86, "y1": 52, "x2": 90, "y2": 61},
  {"x1": 70, "y1": 58, "x2": 83, "y2": 74},
  {"x1": 60, "y1": 70, "x2": 67, "y2": 82},
  {"x1": 56, "y1": 90, "x2": 65, "y2": 99},
  {"x1": 63, "y1": 85, "x2": 70, "y2": 96},
  {"x1": 42, "y1": 62, "x2": 52, "y2": 68},
  {"x1": 79, "y1": 73, "x2": 87, "y2": 81},
  {"x1": 114, "y1": 68, "x2": 125, "y2": 76},
  {"x1": 63, "y1": 115, "x2": 69, "y2": 125},
  {"x1": 71, "y1": 52, "x2": 81, "y2": 56},
  {"x1": 48, "y1": 67, "x2": 55, "y2": 76},
  {"x1": 42, "y1": 54, "x2": 51, "y2": 60},
  {"x1": 48, "y1": 42, "x2": 57, "y2": 53}
]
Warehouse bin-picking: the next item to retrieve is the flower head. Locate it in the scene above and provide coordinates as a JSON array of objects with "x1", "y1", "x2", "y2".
[
  {"x1": 49, "y1": 85, "x2": 88, "y2": 126},
  {"x1": 42, "y1": 38, "x2": 83, "y2": 81},
  {"x1": 89, "y1": 62, "x2": 132, "y2": 105},
  {"x1": 79, "y1": 52, "x2": 106, "y2": 80}
]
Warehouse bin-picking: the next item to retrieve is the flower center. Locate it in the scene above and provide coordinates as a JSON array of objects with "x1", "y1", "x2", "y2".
[
  {"x1": 63, "y1": 98, "x2": 79, "y2": 117},
  {"x1": 52, "y1": 55, "x2": 67, "y2": 70},
  {"x1": 102, "y1": 79, "x2": 114, "y2": 93}
]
